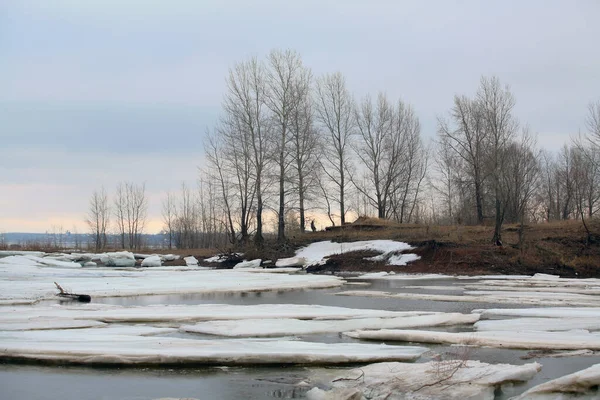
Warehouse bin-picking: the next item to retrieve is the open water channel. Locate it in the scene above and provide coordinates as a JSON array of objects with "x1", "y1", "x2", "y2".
[{"x1": 1, "y1": 277, "x2": 598, "y2": 399}]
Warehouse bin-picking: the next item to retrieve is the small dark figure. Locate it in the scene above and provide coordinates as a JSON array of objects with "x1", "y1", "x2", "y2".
[{"x1": 311, "y1": 220, "x2": 317, "y2": 232}]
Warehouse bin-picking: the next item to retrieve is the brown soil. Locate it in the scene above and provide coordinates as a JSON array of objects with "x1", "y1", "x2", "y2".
[{"x1": 298, "y1": 218, "x2": 600, "y2": 278}]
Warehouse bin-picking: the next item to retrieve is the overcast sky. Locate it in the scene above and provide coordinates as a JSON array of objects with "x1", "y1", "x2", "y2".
[{"x1": 1, "y1": 0, "x2": 599, "y2": 233}]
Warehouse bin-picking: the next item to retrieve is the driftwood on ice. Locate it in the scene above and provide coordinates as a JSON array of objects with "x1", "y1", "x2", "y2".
[{"x1": 54, "y1": 282, "x2": 91, "y2": 303}]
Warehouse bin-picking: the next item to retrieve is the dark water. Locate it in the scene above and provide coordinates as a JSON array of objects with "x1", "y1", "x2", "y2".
[{"x1": 2, "y1": 278, "x2": 599, "y2": 399}]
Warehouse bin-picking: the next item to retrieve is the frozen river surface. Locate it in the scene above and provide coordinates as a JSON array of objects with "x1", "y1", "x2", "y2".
[{"x1": 1, "y1": 251, "x2": 599, "y2": 399}]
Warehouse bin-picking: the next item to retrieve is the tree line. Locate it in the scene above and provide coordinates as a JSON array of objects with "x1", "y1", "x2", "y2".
[{"x1": 87, "y1": 49, "x2": 600, "y2": 250}]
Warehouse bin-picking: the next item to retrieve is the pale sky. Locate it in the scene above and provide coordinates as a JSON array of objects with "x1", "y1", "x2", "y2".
[{"x1": 1, "y1": 0, "x2": 599, "y2": 233}]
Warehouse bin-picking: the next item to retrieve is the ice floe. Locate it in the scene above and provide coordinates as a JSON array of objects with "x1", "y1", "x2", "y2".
[
  {"x1": 141, "y1": 255, "x2": 162, "y2": 267},
  {"x1": 306, "y1": 360, "x2": 541, "y2": 400},
  {"x1": 510, "y1": 363, "x2": 600, "y2": 399},
  {"x1": 0, "y1": 327, "x2": 428, "y2": 365},
  {"x1": 476, "y1": 308, "x2": 600, "y2": 319},
  {"x1": 184, "y1": 256, "x2": 198, "y2": 266},
  {"x1": 337, "y1": 290, "x2": 600, "y2": 306},
  {"x1": 0, "y1": 303, "x2": 423, "y2": 325},
  {"x1": 181, "y1": 313, "x2": 479, "y2": 337},
  {"x1": 345, "y1": 329, "x2": 600, "y2": 350},
  {"x1": 275, "y1": 256, "x2": 306, "y2": 267},
  {"x1": 475, "y1": 317, "x2": 600, "y2": 332},
  {"x1": 233, "y1": 259, "x2": 262, "y2": 269}
]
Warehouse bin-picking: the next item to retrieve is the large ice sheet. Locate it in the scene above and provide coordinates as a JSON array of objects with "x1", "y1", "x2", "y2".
[
  {"x1": 0, "y1": 262, "x2": 344, "y2": 303},
  {"x1": 345, "y1": 329, "x2": 600, "y2": 350},
  {"x1": 337, "y1": 290, "x2": 600, "y2": 306},
  {"x1": 475, "y1": 317, "x2": 600, "y2": 332},
  {"x1": 466, "y1": 284, "x2": 600, "y2": 295},
  {"x1": 0, "y1": 328, "x2": 429, "y2": 365},
  {"x1": 510, "y1": 363, "x2": 600, "y2": 399},
  {"x1": 476, "y1": 308, "x2": 600, "y2": 319},
  {"x1": 307, "y1": 360, "x2": 541, "y2": 400},
  {"x1": 0, "y1": 303, "x2": 428, "y2": 325},
  {"x1": 181, "y1": 313, "x2": 480, "y2": 337},
  {"x1": 0, "y1": 317, "x2": 106, "y2": 331}
]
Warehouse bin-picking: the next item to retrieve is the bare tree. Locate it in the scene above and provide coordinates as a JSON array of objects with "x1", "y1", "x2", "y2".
[
  {"x1": 315, "y1": 72, "x2": 355, "y2": 225},
  {"x1": 86, "y1": 187, "x2": 110, "y2": 251},
  {"x1": 223, "y1": 56, "x2": 270, "y2": 246},
  {"x1": 113, "y1": 182, "x2": 147, "y2": 250},
  {"x1": 477, "y1": 76, "x2": 518, "y2": 245},
  {"x1": 289, "y1": 71, "x2": 319, "y2": 232},
  {"x1": 501, "y1": 130, "x2": 540, "y2": 249},
  {"x1": 587, "y1": 100, "x2": 600, "y2": 148},
  {"x1": 265, "y1": 49, "x2": 310, "y2": 241},
  {"x1": 438, "y1": 95, "x2": 488, "y2": 224},
  {"x1": 161, "y1": 191, "x2": 176, "y2": 249}
]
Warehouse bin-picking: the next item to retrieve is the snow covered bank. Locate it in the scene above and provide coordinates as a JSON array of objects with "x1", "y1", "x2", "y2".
[
  {"x1": 511, "y1": 363, "x2": 600, "y2": 399},
  {"x1": 181, "y1": 313, "x2": 480, "y2": 337},
  {"x1": 345, "y1": 329, "x2": 600, "y2": 350},
  {"x1": 0, "y1": 328, "x2": 428, "y2": 365},
  {"x1": 275, "y1": 240, "x2": 419, "y2": 268},
  {"x1": 306, "y1": 361, "x2": 541, "y2": 400}
]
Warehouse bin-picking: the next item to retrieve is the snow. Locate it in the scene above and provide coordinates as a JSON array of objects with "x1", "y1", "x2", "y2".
[
  {"x1": 141, "y1": 255, "x2": 162, "y2": 267},
  {"x1": 184, "y1": 256, "x2": 198, "y2": 266},
  {"x1": 0, "y1": 328, "x2": 429, "y2": 365},
  {"x1": 475, "y1": 317, "x2": 600, "y2": 332},
  {"x1": 337, "y1": 290, "x2": 600, "y2": 306},
  {"x1": 276, "y1": 240, "x2": 418, "y2": 268},
  {"x1": 307, "y1": 361, "x2": 541, "y2": 400},
  {"x1": 275, "y1": 256, "x2": 306, "y2": 267},
  {"x1": 181, "y1": 313, "x2": 480, "y2": 337},
  {"x1": 233, "y1": 259, "x2": 262, "y2": 269},
  {"x1": 510, "y1": 363, "x2": 600, "y2": 399},
  {"x1": 0, "y1": 262, "x2": 345, "y2": 303},
  {"x1": 83, "y1": 261, "x2": 97, "y2": 267},
  {"x1": 387, "y1": 253, "x2": 421, "y2": 265},
  {"x1": 345, "y1": 329, "x2": 600, "y2": 350}
]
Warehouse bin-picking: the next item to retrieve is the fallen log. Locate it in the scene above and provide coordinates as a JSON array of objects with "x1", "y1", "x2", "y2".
[{"x1": 54, "y1": 282, "x2": 92, "y2": 303}]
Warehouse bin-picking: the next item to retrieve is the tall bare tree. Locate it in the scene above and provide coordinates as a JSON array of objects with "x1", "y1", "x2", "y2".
[
  {"x1": 315, "y1": 72, "x2": 355, "y2": 225},
  {"x1": 477, "y1": 76, "x2": 518, "y2": 245},
  {"x1": 265, "y1": 49, "x2": 310, "y2": 241},
  {"x1": 438, "y1": 95, "x2": 488, "y2": 224},
  {"x1": 223, "y1": 56, "x2": 270, "y2": 246},
  {"x1": 161, "y1": 191, "x2": 176, "y2": 249},
  {"x1": 86, "y1": 187, "x2": 110, "y2": 250},
  {"x1": 290, "y1": 71, "x2": 319, "y2": 232}
]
